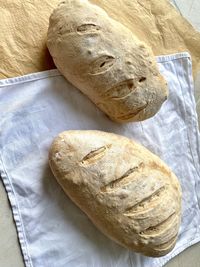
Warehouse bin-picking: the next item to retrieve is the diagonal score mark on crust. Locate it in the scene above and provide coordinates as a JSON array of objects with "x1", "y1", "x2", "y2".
[
  {"x1": 89, "y1": 55, "x2": 116, "y2": 75},
  {"x1": 80, "y1": 144, "x2": 111, "y2": 165},
  {"x1": 58, "y1": 23, "x2": 101, "y2": 36},
  {"x1": 116, "y1": 102, "x2": 148, "y2": 121},
  {"x1": 139, "y1": 212, "x2": 177, "y2": 236},
  {"x1": 140, "y1": 234, "x2": 178, "y2": 255},
  {"x1": 77, "y1": 23, "x2": 101, "y2": 33},
  {"x1": 138, "y1": 213, "x2": 178, "y2": 247},
  {"x1": 124, "y1": 185, "x2": 166, "y2": 215},
  {"x1": 152, "y1": 234, "x2": 178, "y2": 251},
  {"x1": 100, "y1": 162, "x2": 144, "y2": 192},
  {"x1": 103, "y1": 79, "x2": 137, "y2": 100}
]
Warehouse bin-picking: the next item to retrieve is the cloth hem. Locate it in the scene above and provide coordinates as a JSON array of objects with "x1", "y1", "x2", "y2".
[
  {"x1": 0, "y1": 52, "x2": 191, "y2": 87},
  {"x1": 183, "y1": 56, "x2": 200, "y2": 209},
  {"x1": 0, "y1": 155, "x2": 33, "y2": 267},
  {"x1": 156, "y1": 52, "x2": 191, "y2": 63},
  {"x1": 0, "y1": 69, "x2": 61, "y2": 87}
]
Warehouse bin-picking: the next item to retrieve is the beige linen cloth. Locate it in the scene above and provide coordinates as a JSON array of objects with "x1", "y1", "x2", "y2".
[{"x1": 0, "y1": 0, "x2": 200, "y2": 79}]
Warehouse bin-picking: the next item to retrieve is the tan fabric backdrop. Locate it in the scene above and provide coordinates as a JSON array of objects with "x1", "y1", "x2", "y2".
[{"x1": 0, "y1": 0, "x2": 200, "y2": 79}]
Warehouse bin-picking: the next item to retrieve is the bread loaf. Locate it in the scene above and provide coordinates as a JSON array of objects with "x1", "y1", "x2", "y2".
[
  {"x1": 47, "y1": 0, "x2": 168, "y2": 123},
  {"x1": 49, "y1": 130, "x2": 182, "y2": 257}
]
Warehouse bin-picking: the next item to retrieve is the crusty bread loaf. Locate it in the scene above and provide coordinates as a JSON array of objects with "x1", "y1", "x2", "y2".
[
  {"x1": 49, "y1": 130, "x2": 182, "y2": 257},
  {"x1": 47, "y1": 0, "x2": 168, "y2": 123}
]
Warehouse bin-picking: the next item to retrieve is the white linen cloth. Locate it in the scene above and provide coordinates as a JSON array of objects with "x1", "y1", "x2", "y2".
[{"x1": 0, "y1": 52, "x2": 200, "y2": 267}]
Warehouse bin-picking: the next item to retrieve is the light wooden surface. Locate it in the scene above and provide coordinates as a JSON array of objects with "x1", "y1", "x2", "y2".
[{"x1": 0, "y1": 1, "x2": 200, "y2": 266}]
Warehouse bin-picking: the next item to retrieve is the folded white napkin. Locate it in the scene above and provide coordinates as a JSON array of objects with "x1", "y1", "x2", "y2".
[{"x1": 0, "y1": 52, "x2": 200, "y2": 267}]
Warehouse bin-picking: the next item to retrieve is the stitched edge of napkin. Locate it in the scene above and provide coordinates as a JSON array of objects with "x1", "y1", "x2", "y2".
[
  {"x1": 154, "y1": 53, "x2": 200, "y2": 266},
  {"x1": 0, "y1": 53, "x2": 191, "y2": 87}
]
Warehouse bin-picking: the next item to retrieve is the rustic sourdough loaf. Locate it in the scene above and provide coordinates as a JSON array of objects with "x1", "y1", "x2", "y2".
[
  {"x1": 49, "y1": 130, "x2": 182, "y2": 257},
  {"x1": 47, "y1": 0, "x2": 168, "y2": 122}
]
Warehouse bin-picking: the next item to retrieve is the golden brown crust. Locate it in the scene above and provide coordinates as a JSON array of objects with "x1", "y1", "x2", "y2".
[
  {"x1": 49, "y1": 130, "x2": 182, "y2": 257},
  {"x1": 47, "y1": 0, "x2": 168, "y2": 123}
]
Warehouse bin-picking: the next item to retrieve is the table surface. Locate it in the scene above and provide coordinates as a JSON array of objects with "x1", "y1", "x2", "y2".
[{"x1": 0, "y1": 0, "x2": 200, "y2": 266}]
